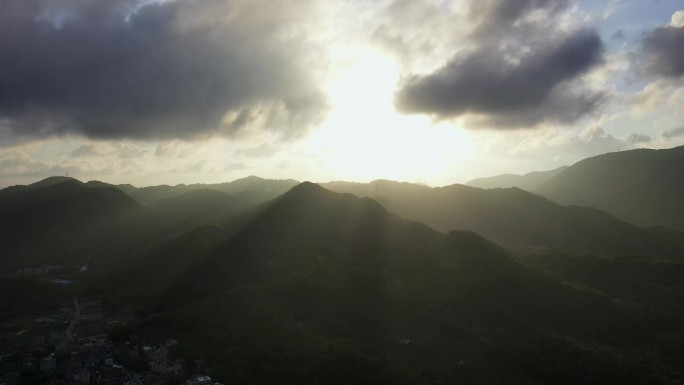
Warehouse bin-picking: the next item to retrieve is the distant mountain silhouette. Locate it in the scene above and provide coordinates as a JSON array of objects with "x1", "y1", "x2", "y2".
[
  {"x1": 118, "y1": 175, "x2": 299, "y2": 205},
  {"x1": 324, "y1": 180, "x2": 683, "y2": 258},
  {"x1": 102, "y1": 183, "x2": 671, "y2": 384},
  {"x1": 464, "y1": 146, "x2": 684, "y2": 230},
  {"x1": 467, "y1": 166, "x2": 567, "y2": 191},
  {"x1": 535, "y1": 146, "x2": 684, "y2": 230}
]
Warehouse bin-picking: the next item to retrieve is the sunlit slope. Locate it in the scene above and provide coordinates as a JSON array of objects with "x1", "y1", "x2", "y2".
[
  {"x1": 324, "y1": 180, "x2": 683, "y2": 258},
  {"x1": 535, "y1": 145, "x2": 684, "y2": 230},
  {"x1": 468, "y1": 166, "x2": 567, "y2": 191}
]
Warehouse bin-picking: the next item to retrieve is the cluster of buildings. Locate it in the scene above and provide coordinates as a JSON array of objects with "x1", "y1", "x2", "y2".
[
  {"x1": 0, "y1": 334, "x2": 222, "y2": 385},
  {"x1": 0, "y1": 293, "x2": 220, "y2": 385}
]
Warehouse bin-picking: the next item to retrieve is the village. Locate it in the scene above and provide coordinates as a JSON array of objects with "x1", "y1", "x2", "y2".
[{"x1": 0, "y1": 268, "x2": 220, "y2": 385}]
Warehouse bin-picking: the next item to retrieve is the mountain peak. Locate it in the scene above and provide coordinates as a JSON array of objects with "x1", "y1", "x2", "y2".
[
  {"x1": 276, "y1": 182, "x2": 336, "y2": 204},
  {"x1": 290, "y1": 181, "x2": 325, "y2": 192},
  {"x1": 233, "y1": 175, "x2": 264, "y2": 183},
  {"x1": 30, "y1": 176, "x2": 81, "y2": 188}
]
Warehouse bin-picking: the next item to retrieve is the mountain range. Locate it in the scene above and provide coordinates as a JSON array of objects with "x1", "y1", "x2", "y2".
[
  {"x1": 95, "y1": 183, "x2": 681, "y2": 384},
  {"x1": 468, "y1": 145, "x2": 684, "y2": 230},
  {"x1": 323, "y1": 180, "x2": 682, "y2": 258},
  {"x1": 2, "y1": 146, "x2": 684, "y2": 384}
]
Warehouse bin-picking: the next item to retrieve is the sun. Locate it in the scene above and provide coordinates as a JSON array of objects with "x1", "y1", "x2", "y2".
[{"x1": 302, "y1": 45, "x2": 476, "y2": 184}]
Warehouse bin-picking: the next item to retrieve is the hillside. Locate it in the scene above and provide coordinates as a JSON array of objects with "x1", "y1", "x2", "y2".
[
  {"x1": 0, "y1": 176, "x2": 296, "y2": 272},
  {"x1": 102, "y1": 183, "x2": 677, "y2": 384},
  {"x1": 0, "y1": 178, "x2": 142, "y2": 269},
  {"x1": 324, "y1": 180, "x2": 683, "y2": 258},
  {"x1": 532, "y1": 146, "x2": 684, "y2": 230},
  {"x1": 467, "y1": 167, "x2": 567, "y2": 190},
  {"x1": 118, "y1": 175, "x2": 299, "y2": 206}
]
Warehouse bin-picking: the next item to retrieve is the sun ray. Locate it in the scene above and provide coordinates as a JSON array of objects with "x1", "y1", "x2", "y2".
[{"x1": 303, "y1": 45, "x2": 476, "y2": 183}]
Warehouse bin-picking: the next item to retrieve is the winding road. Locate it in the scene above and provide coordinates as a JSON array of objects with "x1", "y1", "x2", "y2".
[{"x1": 66, "y1": 296, "x2": 80, "y2": 342}]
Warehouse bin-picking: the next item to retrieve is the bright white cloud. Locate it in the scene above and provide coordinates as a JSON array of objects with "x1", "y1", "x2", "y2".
[{"x1": 671, "y1": 10, "x2": 684, "y2": 27}]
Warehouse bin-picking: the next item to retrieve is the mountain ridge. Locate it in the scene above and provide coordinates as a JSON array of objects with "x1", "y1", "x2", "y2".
[{"x1": 101, "y1": 182, "x2": 669, "y2": 384}]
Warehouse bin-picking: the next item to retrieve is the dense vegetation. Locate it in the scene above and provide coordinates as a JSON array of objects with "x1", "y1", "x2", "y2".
[
  {"x1": 323, "y1": 180, "x2": 683, "y2": 258},
  {"x1": 2, "y1": 148, "x2": 684, "y2": 384},
  {"x1": 467, "y1": 145, "x2": 684, "y2": 231},
  {"x1": 103, "y1": 184, "x2": 683, "y2": 384}
]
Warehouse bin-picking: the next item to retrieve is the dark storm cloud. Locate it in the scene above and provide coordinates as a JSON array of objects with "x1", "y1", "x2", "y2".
[
  {"x1": 0, "y1": 0, "x2": 328, "y2": 141},
  {"x1": 395, "y1": 30, "x2": 605, "y2": 128},
  {"x1": 642, "y1": 25, "x2": 684, "y2": 78},
  {"x1": 392, "y1": 0, "x2": 605, "y2": 128}
]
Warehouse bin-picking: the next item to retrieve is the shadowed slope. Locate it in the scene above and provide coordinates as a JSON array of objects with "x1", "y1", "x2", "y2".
[
  {"x1": 0, "y1": 178, "x2": 141, "y2": 268},
  {"x1": 105, "y1": 183, "x2": 669, "y2": 384}
]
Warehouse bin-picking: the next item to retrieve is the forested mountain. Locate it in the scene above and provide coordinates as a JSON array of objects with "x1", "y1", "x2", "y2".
[
  {"x1": 117, "y1": 175, "x2": 299, "y2": 206},
  {"x1": 99, "y1": 183, "x2": 679, "y2": 384},
  {"x1": 465, "y1": 146, "x2": 684, "y2": 231},
  {"x1": 2, "y1": 170, "x2": 683, "y2": 384},
  {"x1": 0, "y1": 177, "x2": 141, "y2": 268},
  {"x1": 324, "y1": 180, "x2": 683, "y2": 258},
  {"x1": 0, "y1": 177, "x2": 286, "y2": 271},
  {"x1": 467, "y1": 167, "x2": 567, "y2": 191},
  {"x1": 535, "y1": 146, "x2": 684, "y2": 230}
]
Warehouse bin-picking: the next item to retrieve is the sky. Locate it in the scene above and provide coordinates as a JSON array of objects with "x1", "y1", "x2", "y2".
[{"x1": 1, "y1": 0, "x2": 684, "y2": 188}]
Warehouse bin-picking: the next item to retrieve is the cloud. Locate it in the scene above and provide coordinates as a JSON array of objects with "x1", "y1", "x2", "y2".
[
  {"x1": 0, "y1": 0, "x2": 329, "y2": 142},
  {"x1": 233, "y1": 143, "x2": 280, "y2": 158},
  {"x1": 672, "y1": 11, "x2": 684, "y2": 28},
  {"x1": 491, "y1": 125, "x2": 641, "y2": 166},
  {"x1": 0, "y1": 151, "x2": 50, "y2": 176},
  {"x1": 626, "y1": 133, "x2": 652, "y2": 144},
  {"x1": 662, "y1": 126, "x2": 684, "y2": 140},
  {"x1": 395, "y1": 29, "x2": 605, "y2": 128},
  {"x1": 68, "y1": 142, "x2": 148, "y2": 159},
  {"x1": 69, "y1": 145, "x2": 106, "y2": 158},
  {"x1": 466, "y1": 0, "x2": 571, "y2": 41},
  {"x1": 225, "y1": 162, "x2": 248, "y2": 171},
  {"x1": 0, "y1": 148, "x2": 114, "y2": 180},
  {"x1": 641, "y1": 11, "x2": 684, "y2": 78}
]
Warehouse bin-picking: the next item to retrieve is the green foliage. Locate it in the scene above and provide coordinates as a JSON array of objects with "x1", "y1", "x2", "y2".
[
  {"x1": 324, "y1": 179, "x2": 684, "y2": 258},
  {"x1": 106, "y1": 183, "x2": 682, "y2": 384},
  {"x1": 4, "y1": 176, "x2": 684, "y2": 384},
  {"x1": 536, "y1": 145, "x2": 684, "y2": 230}
]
